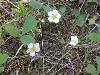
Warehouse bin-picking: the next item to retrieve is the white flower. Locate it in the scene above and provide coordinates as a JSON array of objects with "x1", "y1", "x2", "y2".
[
  {"x1": 48, "y1": 10, "x2": 61, "y2": 23},
  {"x1": 69, "y1": 36, "x2": 78, "y2": 46},
  {"x1": 26, "y1": 43, "x2": 40, "y2": 57},
  {"x1": 41, "y1": 19, "x2": 45, "y2": 23},
  {"x1": 21, "y1": 0, "x2": 29, "y2": 3}
]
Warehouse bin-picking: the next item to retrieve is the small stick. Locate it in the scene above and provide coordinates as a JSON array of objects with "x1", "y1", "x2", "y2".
[{"x1": 10, "y1": 44, "x2": 24, "y2": 60}]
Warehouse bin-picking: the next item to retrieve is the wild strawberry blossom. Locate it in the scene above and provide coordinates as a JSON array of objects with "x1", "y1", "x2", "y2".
[
  {"x1": 41, "y1": 19, "x2": 45, "y2": 23},
  {"x1": 48, "y1": 10, "x2": 61, "y2": 23},
  {"x1": 26, "y1": 43, "x2": 40, "y2": 57},
  {"x1": 69, "y1": 36, "x2": 78, "y2": 46},
  {"x1": 21, "y1": 0, "x2": 29, "y2": 3}
]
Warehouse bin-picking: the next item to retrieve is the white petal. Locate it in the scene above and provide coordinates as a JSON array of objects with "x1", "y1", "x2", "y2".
[
  {"x1": 74, "y1": 36, "x2": 78, "y2": 43},
  {"x1": 34, "y1": 43, "x2": 39, "y2": 47},
  {"x1": 28, "y1": 43, "x2": 33, "y2": 49},
  {"x1": 69, "y1": 41, "x2": 76, "y2": 46},
  {"x1": 76, "y1": 39, "x2": 78, "y2": 43},
  {"x1": 48, "y1": 17, "x2": 53, "y2": 22},
  {"x1": 53, "y1": 19, "x2": 59, "y2": 23},
  {"x1": 30, "y1": 52, "x2": 35, "y2": 57},
  {"x1": 71, "y1": 36, "x2": 75, "y2": 40},
  {"x1": 57, "y1": 13, "x2": 61, "y2": 18},
  {"x1": 48, "y1": 11, "x2": 53, "y2": 16},
  {"x1": 52, "y1": 10, "x2": 61, "y2": 18},
  {"x1": 26, "y1": 49, "x2": 31, "y2": 53},
  {"x1": 72, "y1": 43, "x2": 76, "y2": 46},
  {"x1": 34, "y1": 43, "x2": 40, "y2": 52},
  {"x1": 22, "y1": 0, "x2": 28, "y2": 3},
  {"x1": 74, "y1": 36, "x2": 78, "y2": 39},
  {"x1": 52, "y1": 10, "x2": 58, "y2": 13},
  {"x1": 36, "y1": 47, "x2": 40, "y2": 52}
]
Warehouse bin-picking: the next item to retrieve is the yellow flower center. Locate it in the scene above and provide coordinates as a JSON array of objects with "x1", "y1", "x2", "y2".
[
  {"x1": 51, "y1": 14, "x2": 57, "y2": 19},
  {"x1": 31, "y1": 46, "x2": 36, "y2": 52},
  {"x1": 72, "y1": 40, "x2": 77, "y2": 43}
]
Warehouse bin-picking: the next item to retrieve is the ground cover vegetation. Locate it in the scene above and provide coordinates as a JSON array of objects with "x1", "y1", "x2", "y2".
[{"x1": 0, "y1": 0, "x2": 100, "y2": 75}]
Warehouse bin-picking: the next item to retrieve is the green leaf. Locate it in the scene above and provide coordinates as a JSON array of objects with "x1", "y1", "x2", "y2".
[
  {"x1": 5, "y1": 24, "x2": 20, "y2": 37},
  {"x1": 24, "y1": 7, "x2": 32, "y2": 15},
  {"x1": 77, "y1": 14, "x2": 85, "y2": 27},
  {"x1": 73, "y1": 9, "x2": 80, "y2": 17},
  {"x1": 88, "y1": 33, "x2": 100, "y2": 42},
  {"x1": 96, "y1": 56, "x2": 100, "y2": 65},
  {"x1": 88, "y1": 0, "x2": 96, "y2": 2},
  {"x1": 0, "y1": 67, "x2": 4, "y2": 73},
  {"x1": 20, "y1": 35, "x2": 36, "y2": 44},
  {"x1": 91, "y1": 74, "x2": 98, "y2": 75},
  {"x1": 59, "y1": 6, "x2": 66, "y2": 14},
  {"x1": 89, "y1": 16, "x2": 97, "y2": 25},
  {"x1": 97, "y1": 65, "x2": 100, "y2": 73},
  {"x1": 29, "y1": 0, "x2": 42, "y2": 9},
  {"x1": 86, "y1": 64, "x2": 96, "y2": 73},
  {"x1": 43, "y1": 5, "x2": 52, "y2": 12},
  {"x1": 51, "y1": 6, "x2": 56, "y2": 10},
  {"x1": 18, "y1": 1, "x2": 25, "y2": 15},
  {"x1": 22, "y1": 16, "x2": 37, "y2": 34},
  {"x1": 0, "y1": 28, "x2": 3, "y2": 33},
  {"x1": 43, "y1": 5, "x2": 56, "y2": 13},
  {"x1": 0, "y1": 53, "x2": 8, "y2": 65},
  {"x1": 89, "y1": 18, "x2": 95, "y2": 25},
  {"x1": 11, "y1": 8, "x2": 21, "y2": 15}
]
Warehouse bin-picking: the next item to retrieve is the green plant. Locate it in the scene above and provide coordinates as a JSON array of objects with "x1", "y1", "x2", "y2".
[
  {"x1": 89, "y1": 16, "x2": 97, "y2": 25},
  {"x1": 1, "y1": 0, "x2": 66, "y2": 45},
  {"x1": 86, "y1": 56, "x2": 100, "y2": 75},
  {"x1": 29, "y1": 0, "x2": 42, "y2": 9},
  {"x1": 88, "y1": 33, "x2": 100, "y2": 43},
  {"x1": 73, "y1": 9, "x2": 86, "y2": 27},
  {"x1": 87, "y1": 15, "x2": 100, "y2": 43},
  {"x1": 87, "y1": 0, "x2": 96, "y2": 2},
  {"x1": 0, "y1": 53, "x2": 8, "y2": 73},
  {"x1": 11, "y1": 1, "x2": 32, "y2": 16}
]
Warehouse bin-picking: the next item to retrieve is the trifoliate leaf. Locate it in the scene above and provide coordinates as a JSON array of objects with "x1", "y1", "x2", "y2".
[
  {"x1": 5, "y1": 24, "x2": 20, "y2": 37},
  {"x1": 20, "y1": 35, "x2": 35, "y2": 44},
  {"x1": 0, "y1": 67, "x2": 4, "y2": 73},
  {"x1": 88, "y1": 33, "x2": 100, "y2": 42},
  {"x1": 59, "y1": 6, "x2": 66, "y2": 14},
  {"x1": 0, "y1": 53, "x2": 8, "y2": 65},
  {"x1": 86, "y1": 64, "x2": 96, "y2": 73},
  {"x1": 96, "y1": 56, "x2": 100, "y2": 65},
  {"x1": 29, "y1": 0, "x2": 42, "y2": 9},
  {"x1": 43, "y1": 5, "x2": 52, "y2": 12},
  {"x1": 22, "y1": 16, "x2": 37, "y2": 34},
  {"x1": 73, "y1": 9, "x2": 80, "y2": 17},
  {"x1": 77, "y1": 14, "x2": 85, "y2": 27},
  {"x1": 97, "y1": 65, "x2": 100, "y2": 73}
]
